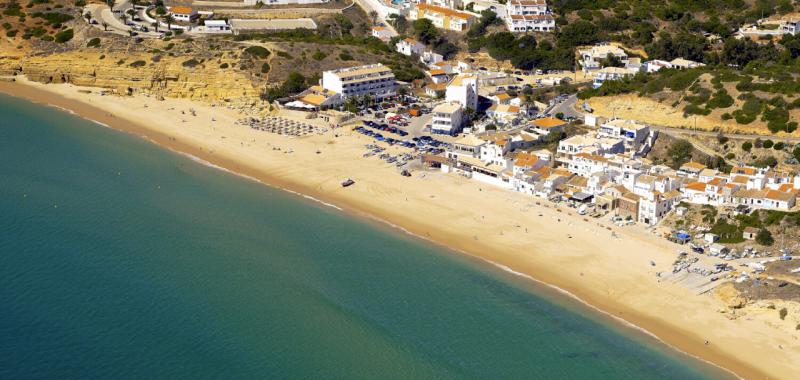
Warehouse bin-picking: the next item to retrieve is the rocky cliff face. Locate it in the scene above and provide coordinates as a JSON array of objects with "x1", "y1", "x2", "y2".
[{"x1": 0, "y1": 51, "x2": 263, "y2": 107}]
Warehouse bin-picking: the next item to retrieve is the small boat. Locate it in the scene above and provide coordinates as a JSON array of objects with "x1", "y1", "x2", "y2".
[{"x1": 341, "y1": 179, "x2": 355, "y2": 187}]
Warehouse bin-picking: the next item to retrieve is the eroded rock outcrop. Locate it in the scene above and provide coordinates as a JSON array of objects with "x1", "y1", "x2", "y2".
[{"x1": 0, "y1": 51, "x2": 262, "y2": 107}]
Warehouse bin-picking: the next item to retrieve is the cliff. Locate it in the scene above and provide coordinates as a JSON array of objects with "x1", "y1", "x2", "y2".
[{"x1": 0, "y1": 51, "x2": 263, "y2": 107}]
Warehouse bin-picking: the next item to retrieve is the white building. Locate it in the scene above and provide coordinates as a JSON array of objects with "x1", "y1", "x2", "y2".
[
  {"x1": 169, "y1": 6, "x2": 198, "y2": 22},
  {"x1": 431, "y1": 102, "x2": 464, "y2": 135},
  {"x1": 505, "y1": 0, "x2": 555, "y2": 32},
  {"x1": 446, "y1": 74, "x2": 478, "y2": 110},
  {"x1": 371, "y1": 26, "x2": 394, "y2": 41},
  {"x1": 410, "y1": 3, "x2": 477, "y2": 32},
  {"x1": 642, "y1": 59, "x2": 672, "y2": 73},
  {"x1": 204, "y1": 20, "x2": 230, "y2": 32},
  {"x1": 782, "y1": 19, "x2": 800, "y2": 35},
  {"x1": 597, "y1": 119, "x2": 650, "y2": 153},
  {"x1": 592, "y1": 67, "x2": 638, "y2": 88},
  {"x1": 421, "y1": 50, "x2": 444, "y2": 65},
  {"x1": 557, "y1": 134, "x2": 625, "y2": 161},
  {"x1": 638, "y1": 190, "x2": 681, "y2": 226},
  {"x1": 321, "y1": 64, "x2": 396, "y2": 101},
  {"x1": 669, "y1": 57, "x2": 705, "y2": 70},
  {"x1": 578, "y1": 44, "x2": 628, "y2": 72},
  {"x1": 396, "y1": 38, "x2": 425, "y2": 56}
]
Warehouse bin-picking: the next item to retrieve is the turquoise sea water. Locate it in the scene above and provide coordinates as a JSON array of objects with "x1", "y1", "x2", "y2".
[{"x1": 0, "y1": 93, "x2": 730, "y2": 379}]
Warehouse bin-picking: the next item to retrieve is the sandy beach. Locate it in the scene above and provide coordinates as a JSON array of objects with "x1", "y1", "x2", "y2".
[{"x1": 2, "y1": 77, "x2": 799, "y2": 379}]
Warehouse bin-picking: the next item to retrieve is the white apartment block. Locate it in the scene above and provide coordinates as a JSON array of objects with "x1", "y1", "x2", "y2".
[
  {"x1": 446, "y1": 74, "x2": 478, "y2": 110},
  {"x1": 321, "y1": 64, "x2": 396, "y2": 101},
  {"x1": 431, "y1": 102, "x2": 464, "y2": 135},
  {"x1": 592, "y1": 67, "x2": 638, "y2": 88},
  {"x1": 597, "y1": 119, "x2": 650, "y2": 153},
  {"x1": 410, "y1": 3, "x2": 477, "y2": 32},
  {"x1": 505, "y1": 0, "x2": 555, "y2": 32}
]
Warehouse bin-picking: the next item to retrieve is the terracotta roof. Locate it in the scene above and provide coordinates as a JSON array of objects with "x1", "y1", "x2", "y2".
[
  {"x1": 685, "y1": 182, "x2": 707, "y2": 192},
  {"x1": 372, "y1": 26, "x2": 385, "y2": 31},
  {"x1": 680, "y1": 161, "x2": 706, "y2": 171},
  {"x1": 707, "y1": 177, "x2": 725, "y2": 186},
  {"x1": 170, "y1": 6, "x2": 194, "y2": 14},
  {"x1": 732, "y1": 166, "x2": 757, "y2": 176},
  {"x1": 766, "y1": 190, "x2": 796, "y2": 202},
  {"x1": 300, "y1": 94, "x2": 327, "y2": 106},
  {"x1": 417, "y1": 3, "x2": 475, "y2": 20},
  {"x1": 731, "y1": 175, "x2": 748, "y2": 184},
  {"x1": 495, "y1": 92, "x2": 511, "y2": 100},
  {"x1": 488, "y1": 104, "x2": 520, "y2": 114},
  {"x1": 533, "y1": 117, "x2": 567, "y2": 129},
  {"x1": 428, "y1": 69, "x2": 446, "y2": 76},
  {"x1": 514, "y1": 152, "x2": 539, "y2": 167}
]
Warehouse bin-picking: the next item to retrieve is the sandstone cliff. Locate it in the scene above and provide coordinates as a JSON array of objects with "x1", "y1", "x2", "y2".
[{"x1": 0, "y1": 51, "x2": 263, "y2": 107}]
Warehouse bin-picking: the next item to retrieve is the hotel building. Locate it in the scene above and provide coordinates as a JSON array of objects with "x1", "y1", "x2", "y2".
[{"x1": 321, "y1": 64, "x2": 397, "y2": 101}]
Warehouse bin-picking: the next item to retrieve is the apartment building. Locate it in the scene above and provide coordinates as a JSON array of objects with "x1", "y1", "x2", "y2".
[
  {"x1": 597, "y1": 119, "x2": 650, "y2": 152},
  {"x1": 410, "y1": 3, "x2": 477, "y2": 32},
  {"x1": 505, "y1": 0, "x2": 555, "y2": 32},
  {"x1": 431, "y1": 102, "x2": 464, "y2": 135},
  {"x1": 446, "y1": 74, "x2": 479, "y2": 110},
  {"x1": 321, "y1": 64, "x2": 396, "y2": 101}
]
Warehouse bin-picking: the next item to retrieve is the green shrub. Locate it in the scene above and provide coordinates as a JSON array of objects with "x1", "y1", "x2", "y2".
[
  {"x1": 182, "y1": 59, "x2": 200, "y2": 68},
  {"x1": 742, "y1": 141, "x2": 753, "y2": 152},
  {"x1": 312, "y1": 50, "x2": 327, "y2": 61},
  {"x1": 339, "y1": 52, "x2": 353, "y2": 61},
  {"x1": 756, "y1": 228, "x2": 774, "y2": 245},
  {"x1": 276, "y1": 50, "x2": 292, "y2": 59},
  {"x1": 31, "y1": 11, "x2": 73, "y2": 26},
  {"x1": 219, "y1": 62, "x2": 229, "y2": 69},
  {"x1": 129, "y1": 60, "x2": 146, "y2": 67},
  {"x1": 725, "y1": 152, "x2": 736, "y2": 159},
  {"x1": 53, "y1": 28, "x2": 73, "y2": 43},
  {"x1": 244, "y1": 45, "x2": 270, "y2": 59},
  {"x1": 774, "y1": 142, "x2": 785, "y2": 150},
  {"x1": 260, "y1": 62, "x2": 270, "y2": 73},
  {"x1": 86, "y1": 37, "x2": 100, "y2": 48},
  {"x1": 763, "y1": 139, "x2": 774, "y2": 149},
  {"x1": 6, "y1": 30, "x2": 17, "y2": 37}
]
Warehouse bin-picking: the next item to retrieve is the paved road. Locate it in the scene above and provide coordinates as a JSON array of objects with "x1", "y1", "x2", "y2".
[
  {"x1": 88, "y1": 3, "x2": 131, "y2": 36},
  {"x1": 651, "y1": 126, "x2": 800, "y2": 143},
  {"x1": 549, "y1": 94, "x2": 583, "y2": 119},
  {"x1": 353, "y1": 0, "x2": 397, "y2": 36}
]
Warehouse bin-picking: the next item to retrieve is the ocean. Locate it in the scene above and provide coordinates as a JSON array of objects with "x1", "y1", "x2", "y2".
[{"x1": 0, "y1": 93, "x2": 730, "y2": 379}]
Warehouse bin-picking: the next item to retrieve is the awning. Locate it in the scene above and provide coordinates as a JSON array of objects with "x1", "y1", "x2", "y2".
[{"x1": 570, "y1": 192, "x2": 593, "y2": 202}]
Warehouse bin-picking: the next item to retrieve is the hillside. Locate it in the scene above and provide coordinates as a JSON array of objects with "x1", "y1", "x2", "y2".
[{"x1": 0, "y1": 0, "x2": 425, "y2": 106}]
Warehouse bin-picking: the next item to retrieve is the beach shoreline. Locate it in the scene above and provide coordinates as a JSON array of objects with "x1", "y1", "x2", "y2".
[{"x1": 2, "y1": 78, "x2": 797, "y2": 379}]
